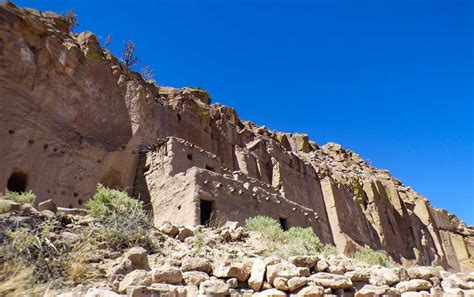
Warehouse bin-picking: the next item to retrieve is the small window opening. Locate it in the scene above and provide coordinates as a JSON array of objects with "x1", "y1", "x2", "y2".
[
  {"x1": 279, "y1": 217, "x2": 288, "y2": 231},
  {"x1": 7, "y1": 171, "x2": 28, "y2": 192},
  {"x1": 187, "y1": 154, "x2": 193, "y2": 160},
  {"x1": 200, "y1": 199, "x2": 214, "y2": 226},
  {"x1": 177, "y1": 113, "x2": 182, "y2": 122},
  {"x1": 205, "y1": 165, "x2": 215, "y2": 172}
]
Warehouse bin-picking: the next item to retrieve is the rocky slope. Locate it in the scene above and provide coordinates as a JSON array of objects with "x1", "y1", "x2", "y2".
[
  {"x1": 0, "y1": 200, "x2": 473, "y2": 296},
  {"x1": 0, "y1": 0, "x2": 472, "y2": 281}
]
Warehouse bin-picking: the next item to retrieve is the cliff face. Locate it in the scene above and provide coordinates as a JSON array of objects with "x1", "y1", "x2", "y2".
[{"x1": 0, "y1": 3, "x2": 472, "y2": 272}]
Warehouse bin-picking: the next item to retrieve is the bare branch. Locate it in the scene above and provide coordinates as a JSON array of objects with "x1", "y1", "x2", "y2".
[{"x1": 122, "y1": 40, "x2": 139, "y2": 68}]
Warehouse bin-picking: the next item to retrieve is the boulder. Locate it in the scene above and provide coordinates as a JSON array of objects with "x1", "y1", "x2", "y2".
[
  {"x1": 249, "y1": 258, "x2": 267, "y2": 291},
  {"x1": 298, "y1": 267, "x2": 310, "y2": 277},
  {"x1": 159, "y1": 221, "x2": 179, "y2": 237},
  {"x1": 126, "y1": 247, "x2": 150, "y2": 271},
  {"x1": 290, "y1": 285, "x2": 324, "y2": 296},
  {"x1": 177, "y1": 227, "x2": 193, "y2": 242},
  {"x1": 273, "y1": 277, "x2": 288, "y2": 290},
  {"x1": 369, "y1": 267, "x2": 399, "y2": 286},
  {"x1": 345, "y1": 269, "x2": 371, "y2": 282},
  {"x1": 407, "y1": 266, "x2": 438, "y2": 280},
  {"x1": 38, "y1": 199, "x2": 57, "y2": 212},
  {"x1": 266, "y1": 262, "x2": 299, "y2": 284},
  {"x1": 287, "y1": 277, "x2": 307, "y2": 292},
  {"x1": 199, "y1": 280, "x2": 230, "y2": 296},
  {"x1": 118, "y1": 270, "x2": 152, "y2": 293},
  {"x1": 315, "y1": 260, "x2": 329, "y2": 272},
  {"x1": 182, "y1": 271, "x2": 209, "y2": 286},
  {"x1": 151, "y1": 266, "x2": 182, "y2": 284},
  {"x1": 288, "y1": 256, "x2": 319, "y2": 269},
  {"x1": 213, "y1": 261, "x2": 252, "y2": 282},
  {"x1": 308, "y1": 272, "x2": 352, "y2": 289},
  {"x1": 355, "y1": 284, "x2": 390, "y2": 297},
  {"x1": 181, "y1": 257, "x2": 212, "y2": 274},
  {"x1": 227, "y1": 277, "x2": 238, "y2": 289},
  {"x1": 396, "y1": 279, "x2": 432, "y2": 293}
]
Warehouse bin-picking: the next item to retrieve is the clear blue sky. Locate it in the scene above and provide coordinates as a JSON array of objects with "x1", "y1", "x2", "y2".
[{"x1": 14, "y1": 0, "x2": 473, "y2": 224}]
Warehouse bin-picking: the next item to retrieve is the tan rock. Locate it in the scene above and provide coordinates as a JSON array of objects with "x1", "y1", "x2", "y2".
[
  {"x1": 181, "y1": 257, "x2": 212, "y2": 274},
  {"x1": 37, "y1": 199, "x2": 57, "y2": 212},
  {"x1": 199, "y1": 279, "x2": 230, "y2": 296},
  {"x1": 287, "y1": 277, "x2": 307, "y2": 292},
  {"x1": 213, "y1": 261, "x2": 252, "y2": 282},
  {"x1": 273, "y1": 277, "x2": 288, "y2": 290},
  {"x1": 118, "y1": 270, "x2": 152, "y2": 293},
  {"x1": 151, "y1": 266, "x2": 182, "y2": 284},
  {"x1": 84, "y1": 288, "x2": 123, "y2": 297},
  {"x1": 400, "y1": 292, "x2": 430, "y2": 297},
  {"x1": 126, "y1": 247, "x2": 150, "y2": 271},
  {"x1": 177, "y1": 227, "x2": 193, "y2": 242},
  {"x1": 159, "y1": 221, "x2": 179, "y2": 237},
  {"x1": 290, "y1": 285, "x2": 324, "y2": 297},
  {"x1": 307, "y1": 272, "x2": 352, "y2": 289},
  {"x1": 288, "y1": 256, "x2": 319, "y2": 269},
  {"x1": 354, "y1": 284, "x2": 390, "y2": 297},
  {"x1": 254, "y1": 288, "x2": 287, "y2": 297},
  {"x1": 266, "y1": 262, "x2": 299, "y2": 284},
  {"x1": 315, "y1": 260, "x2": 328, "y2": 272},
  {"x1": 396, "y1": 279, "x2": 432, "y2": 293},
  {"x1": 249, "y1": 258, "x2": 267, "y2": 291},
  {"x1": 369, "y1": 267, "x2": 399, "y2": 286},
  {"x1": 407, "y1": 266, "x2": 438, "y2": 280},
  {"x1": 345, "y1": 269, "x2": 371, "y2": 282},
  {"x1": 182, "y1": 271, "x2": 209, "y2": 286},
  {"x1": 297, "y1": 267, "x2": 310, "y2": 277}
]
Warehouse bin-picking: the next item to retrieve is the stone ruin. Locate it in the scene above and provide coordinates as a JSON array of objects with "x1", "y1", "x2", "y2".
[{"x1": 0, "y1": 3, "x2": 472, "y2": 273}]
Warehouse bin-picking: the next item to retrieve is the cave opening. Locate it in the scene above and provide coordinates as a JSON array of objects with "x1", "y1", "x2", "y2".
[
  {"x1": 200, "y1": 199, "x2": 214, "y2": 226},
  {"x1": 7, "y1": 170, "x2": 28, "y2": 192}
]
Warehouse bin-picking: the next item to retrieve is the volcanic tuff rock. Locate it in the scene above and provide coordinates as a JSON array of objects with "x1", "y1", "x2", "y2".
[{"x1": 0, "y1": 2, "x2": 472, "y2": 273}]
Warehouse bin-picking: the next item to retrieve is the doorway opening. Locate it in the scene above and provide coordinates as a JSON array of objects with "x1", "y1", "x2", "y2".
[
  {"x1": 279, "y1": 217, "x2": 288, "y2": 231},
  {"x1": 7, "y1": 170, "x2": 28, "y2": 192},
  {"x1": 200, "y1": 199, "x2": 214, "y2": 226}
]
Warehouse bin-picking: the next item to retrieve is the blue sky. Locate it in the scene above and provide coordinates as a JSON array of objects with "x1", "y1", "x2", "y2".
[{"x1": 14, "y1": 0, "x2": 473, "y2": 224}]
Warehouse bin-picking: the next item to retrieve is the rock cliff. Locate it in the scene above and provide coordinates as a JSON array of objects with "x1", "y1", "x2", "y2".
[{"x1": 0, "y1": 2, "x2": 472, "y2": 274}]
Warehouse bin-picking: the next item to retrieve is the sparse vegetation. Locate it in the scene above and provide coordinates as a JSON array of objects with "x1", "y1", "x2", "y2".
[
  {"x1": 5, "y1": 190, "x2": 36, "y2": 204},
  {"x1": 62, "y1": 10, "x2": 79, "y2": 30},
  {"x1": 355, "y1": 247, "x2": 390, "y2": 267},
  {"x1": 141, "y1": 65, "x2": 155, "y2": 82},
  {"x1": 193, "y1": 231, "x2": 206, "y2": 256},
  {"x1": 245, "y1": 216, "x2": 333, "y2": 258},
  {"x1": 122, "y1": 40, "x2": 139, "y2": 68},
  {"x1": 85, "y1": 184, "x2": 156, "y2": 250},
  {"x1": 102, "y1": 33, "x2": 112, "y2": 47},
  {"x1": 0, "y1": 201, "x2": 11, "y2": 213}
]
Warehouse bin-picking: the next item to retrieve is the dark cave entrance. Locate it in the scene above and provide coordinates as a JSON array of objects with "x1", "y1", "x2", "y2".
[
  {"x1": 200, "y1": 199, "x2": 214, "y2": 226},
  {"x1": 279, "y1": 217, "x2": 288, "y2": 231},
  {"x1": 7, "y1": 171, "x2": 28, "y2": 192}
]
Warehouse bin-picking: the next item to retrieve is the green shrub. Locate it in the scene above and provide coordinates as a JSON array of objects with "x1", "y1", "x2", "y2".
[
  {"x1": 354, "y1": 248, "x2": 389, "y2": 267},
  {"x1": 245, "y1": 216, "x2": 284, "y2": 242},
  {"x1": 285, "y1": 227, "x2": 323, "y2": 254},
  {"x1": 85, "y1": 184, "x2": 156, "y2": 250},
  {"x1": 0, "y1": 201, "x2": 11, "y2": 213},
  {"x1": 193, "y1": 231, "x2": 206, "y2": 256},
  {"x1": 5, "y1": 190, "x2": 36, "y2": 204},
  {"x1": 86, "y1": 184, "x2": 143, "y2": 217},
  {"x1": 245, "y1": 216, "x2": 333, "y2": 258}
]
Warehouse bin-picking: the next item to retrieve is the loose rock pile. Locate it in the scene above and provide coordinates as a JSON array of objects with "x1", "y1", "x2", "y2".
[{"x1": 68, "y1": 221, "x2": 474, "y2": 296}]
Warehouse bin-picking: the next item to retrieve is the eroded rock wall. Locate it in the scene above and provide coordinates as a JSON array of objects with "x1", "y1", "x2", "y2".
[{"x1": 0, "y1": 3, "x2": 472, "y2": 272}]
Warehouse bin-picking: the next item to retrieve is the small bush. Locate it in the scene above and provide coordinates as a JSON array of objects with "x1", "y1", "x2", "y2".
[
  {"x1": 5, "y1": 190, "x2": 36, "y2": 204},
  {"x1": 86, "y1": 184, "x2": 143, "y2": 217},
  {"x1": 193, "y1": 231, "x2": 206, "y2": 256},
  {"x1": 286, "y1": 227, "x2": 323, "y2": 254},
  {"x1": 354, "y1": 248, "x2": 389, "y2": 267},
  {"x1": 245, "y1": 216, "x2": 332, "y2": 258},
  {"x1": 85, "y1": 184, "x2": 156, "y2": 250},
  {"x1": 245, "y1": 216, "x2": 284, "y2": 242},
  {"x1": 0, "y1": 201, "x2": 11, "y2": 213}
]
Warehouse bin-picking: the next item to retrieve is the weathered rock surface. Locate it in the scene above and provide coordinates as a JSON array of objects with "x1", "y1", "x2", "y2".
[{"x1": 0, "y1": 1, "x2": 473, "y2": 283}]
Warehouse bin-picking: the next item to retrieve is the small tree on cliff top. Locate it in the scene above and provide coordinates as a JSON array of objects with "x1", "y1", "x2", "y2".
[{"x1": 122, "y1": 40, "x2": 140, "y2": 68}]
